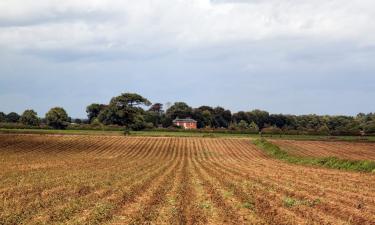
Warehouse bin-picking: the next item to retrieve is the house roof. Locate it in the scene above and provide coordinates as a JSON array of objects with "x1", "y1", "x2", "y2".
[{"x1": 173, "y1": 118, "x2": 197, "y2": 123}]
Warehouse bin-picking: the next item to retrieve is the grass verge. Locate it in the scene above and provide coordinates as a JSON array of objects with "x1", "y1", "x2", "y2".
[{"x1": 253, "y1": 138, "x2": 375, "y2": 173}]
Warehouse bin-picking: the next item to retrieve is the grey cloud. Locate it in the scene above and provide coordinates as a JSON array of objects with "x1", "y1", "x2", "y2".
[{"x1": 1, "y1": 0, "x2": 375, "y2": 117}]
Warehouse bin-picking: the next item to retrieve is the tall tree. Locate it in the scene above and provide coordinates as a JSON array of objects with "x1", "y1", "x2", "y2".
[
  {"x1": 99, "y1": 93, "x2": 151, "y2": 128},
  {"x1": 20, "y1": 109, "x2": 40, "y2": 126},
  {"x1": 45, "y1": 107, "x2": 69, "y2": 129},
  {"x1": 111, "y1": 93, "x2": 151, "y2": 107}
]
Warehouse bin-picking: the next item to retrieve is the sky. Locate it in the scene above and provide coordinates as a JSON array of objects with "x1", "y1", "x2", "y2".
[{"x1": 0, "y1": 0, "x2": 375, "y2": 118}]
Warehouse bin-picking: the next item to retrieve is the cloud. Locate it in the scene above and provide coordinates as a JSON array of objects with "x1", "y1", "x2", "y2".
[
  {"x1": 0, "y1": 1, "x2": 375, "y2": 117},
  {"x1": 0, "y1": 0, "x2": 374, "y2": 61}
]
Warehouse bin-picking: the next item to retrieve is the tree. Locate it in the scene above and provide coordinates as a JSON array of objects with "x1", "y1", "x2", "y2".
[
  {"x1": 212, "y1": 107, "x2": 232, "y2": 128},
  {"x1": 6, "y1": 112, "x2": 20, "y2": 123},
  {"x1": 192, "y1": 107, "x2": 213, "y2": 128},
  {"x1": 86, "y1": 104, "x2": 107, "y2": 123},
  {"x1": 363, "y1": 121, "x2": 375, "y2": 134},
  {"x1": 327, "y1": 116, "x2": 360, "y2": 135},
  {"x1": 45, "y1": 107, "x2": 69, "y2": 129},
  {"x1": 202, "y1": 110, "x2": 213, "y2": 127},
  {"x1": 0, "y1": 112, "x2": 6, "y2": 122},
  {"x1": 20, "y1": 109, "x2": 40, "y2": 126},
  {"x1": 269, "y1": 114, "x2": 289, "y2": 128},
  {"x1": 74, "y1": 118, "x2": 82, "y2": 124},
  {"x1": 166, "y1": 102, "x2": 193, "y2": 120},
  {"x1": 191, "y1": 106, "x2": 214, "y2": 128},
  {"x1": 99, "y1": 93, "x2": 151, "y2": 128},
  {"x1": 232, "y1": 111, "x2": 248, "y2": 124},
  {"x1": 149, "y1": 103, "x2": 164, "y2": 114},
  {"x1": 145, "y1": 103, "x2": 164, "y2": 127},
  {"x1": 129, "y1": 114, "x2": 153, "y2": 131},
  {"x1": 246, "y1": 109, "x2": 269, "y2": 129},
  {"x1": 111, "y1": 93, "x2": 151, "y2": 107},
  {"x1": 161, "y1": 115, "x2": 173, "y2": 128},
  {"x1": 190, "y1": 105, "x2": 232, "y2": 129},
  {"x1": 144, "y1": 111, "x2": 160, "y2": 128}
]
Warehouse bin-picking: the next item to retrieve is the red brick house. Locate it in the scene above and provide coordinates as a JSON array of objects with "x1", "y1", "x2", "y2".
[{"x1": 173, "y1": 118, "x2": 197, "y2": 129}]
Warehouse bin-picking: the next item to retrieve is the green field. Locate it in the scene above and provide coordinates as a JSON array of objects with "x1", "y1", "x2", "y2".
[
  {"x1": 253, "y1": 138, "x2": 375, "y2": 172},
  {"x1": 1, "y1": 128, "x2": 375, "y2": 141}
]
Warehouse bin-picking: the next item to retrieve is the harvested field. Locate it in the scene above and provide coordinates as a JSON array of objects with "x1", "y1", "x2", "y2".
[
  {"x1": 1, "y1": 134, "x2": 375, "y2": 225},
  {"x1": 271, "y1": 140, "x2": 375, "y2": 161}
]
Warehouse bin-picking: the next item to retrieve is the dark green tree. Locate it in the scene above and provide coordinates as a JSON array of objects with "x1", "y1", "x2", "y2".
[
  {"x1": 149, "y1": 103, "x2": 164, "y2": 114},
  {"x1": 232, "y1": 111, "x2": 248, "y2": 124},
  {"x1": 99, "y1": 93, "x2": 151, "y2": 128},
  {"x1": 45, "y1": 107, "x2": 69, "y2": 129},
  {"x1": 212, "y1": 107, "x2": 232, "y2": 128},
  {"x1": 201, "y1": 110, "x2": 213, "y2": 128},
  {"x1": 363, "y1": 121, "x2": 375, "y2": 134},
  {"x1": 111, "y1": 93, "x2": 151, "y2": 107},
  {"x1": 192, "y1": 107, "x2": 214, "y2": 128},
  {"x1": 246, "y1": 109, "x2": 269, "y2": 129},
  {"x1": 166, "y1": 102, "x2": 193, "y2": 119},
  {"x1": 86, "y1": 103, "x2": 107, "y2": 123},
  {"x1": 0, "y1": 112, "x2": 6, "y2": 122},
  {"x1": 6, "y1": 112, "x2": 20, "y2": 123},
  {"x1": 145, "y1": 103, "x2": 164, "y2": 127},
  {"x1": 20, "y1": 109, "x2": 40, "y2": 126}
]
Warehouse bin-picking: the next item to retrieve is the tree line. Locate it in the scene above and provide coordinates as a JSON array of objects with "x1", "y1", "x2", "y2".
[{"x1": 1, "y1": 92, "x2": 375, "y2": 135}]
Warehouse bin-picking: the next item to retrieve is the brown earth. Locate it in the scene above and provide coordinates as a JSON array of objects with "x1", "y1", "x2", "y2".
[
  {"x1": 271, "y1": 139, "x2": 375, "y2": 161},
  {"x1": 1, "y1": 134, "x2": 375, "y2": 225}
]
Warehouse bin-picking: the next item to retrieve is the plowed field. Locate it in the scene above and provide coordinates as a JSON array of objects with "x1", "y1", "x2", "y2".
[
  {"x1": 271, "y1": 140, "x2": 375, "y2": 161},
  {"x1": 1, "y1": 134, "x2": 375, "y2": 225}
]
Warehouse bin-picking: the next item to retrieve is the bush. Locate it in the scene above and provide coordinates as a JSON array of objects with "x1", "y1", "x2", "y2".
[
  {"x1": 90, "y1": 118, "x2": 103, "y2": 128},
  {"x1": 0, "y1": 122, "x2": 40, "y2": 129},
  {"x1": 261, "y1": 126, "x2": 283, "y2": 135},
  {"x1": 317, "y1": 125, "x2": 330, "y2": 135},
  {"x1": 123, "y1": 128, "x2": 131, "y2": 136}
]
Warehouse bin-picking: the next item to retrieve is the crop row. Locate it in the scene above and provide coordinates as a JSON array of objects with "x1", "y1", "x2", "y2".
[{"x1": 1, "y1": 134, "x2": 375, "y2": 224}]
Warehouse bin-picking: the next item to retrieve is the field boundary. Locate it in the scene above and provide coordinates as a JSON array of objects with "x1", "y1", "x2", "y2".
[
  {"x1": 1, "y1": 128, "x2": 375, "y2": 141},
  {"x1": 253, "y1": 138, "x2": 375, "y2": 173}
]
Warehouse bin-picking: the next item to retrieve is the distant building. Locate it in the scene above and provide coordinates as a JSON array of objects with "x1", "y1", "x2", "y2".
[{"x1": 173, "y1": 118, "x2": 197, "y2": 129}]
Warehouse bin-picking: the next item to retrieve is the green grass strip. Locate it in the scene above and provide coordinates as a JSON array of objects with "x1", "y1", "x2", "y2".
[{"x1": 253, "y1": 138, "x2": 375, "y2": 173}]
